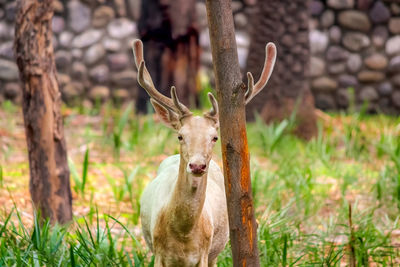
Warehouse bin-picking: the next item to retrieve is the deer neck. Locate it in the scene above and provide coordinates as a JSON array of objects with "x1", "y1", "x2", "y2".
[{"x1": 166, "y1": 154, "x2": 208, "y2": 237}]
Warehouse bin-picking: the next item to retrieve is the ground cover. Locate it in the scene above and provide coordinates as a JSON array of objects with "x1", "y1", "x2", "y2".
[{"x1": 0, "y1": 100, "x2": 399, "y2": 266}]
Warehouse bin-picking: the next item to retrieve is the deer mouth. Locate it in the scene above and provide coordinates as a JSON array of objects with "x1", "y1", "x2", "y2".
[{"x1": 191, "y1": 169, "x2": 205, "y2": 176}]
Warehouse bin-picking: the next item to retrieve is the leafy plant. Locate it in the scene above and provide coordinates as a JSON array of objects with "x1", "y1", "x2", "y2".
[
  {"x1": 306, "y1": 122, "x2": 333, "y2": 166},
  {"x1": 254, "y1": 114, "x2": 294, "y2": 156},
  {"x1": 0, "y1": 207, "x2": 149, "y2": 266},
  {"x1": 342, "y1": 104, "x2": 369, "y2": 159},
  {"x1": 0, "y1": 165, "x2": 3, "y2": 188},
  {"x1": 123, "y1": 166, "x2": 142, "y2": 224},
  {"x1": 113, "y1": 102, "x2": 134, "y2": 160},
  {"x1": 81, "y1": 148, "x2": 89, "y2": 194},
  {"x1": 2, "y1": 99, "x2": 400, "y2": 266},
  {"x1": 105, "y1": 173, "x2": 125, "y2": 203},
  {"x1": 345, "y1": 205, "x2": 398, "y2": 266},
  {"x1": 376, "y1": 132, "x2": 400, "y2": 209},
  {"x1": 68, "y1": 147, "x2": 90, "y2": 196}
]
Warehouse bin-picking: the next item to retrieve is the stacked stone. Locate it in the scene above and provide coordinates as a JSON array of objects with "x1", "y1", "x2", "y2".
[
  {"x1": 55, "y1": 0, "x2": 141, "y2": 104},
  {"x1": 0, "y1": 0, "x2": 140, "y2": 105},
  {"x1": 310, "y1": 0, "x2": 400, "y2": 113}
]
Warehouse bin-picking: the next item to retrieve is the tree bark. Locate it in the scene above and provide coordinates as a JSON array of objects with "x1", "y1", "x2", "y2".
[
  {"x1": 137, "y1": 0, "x2": 200, "y2": 112},
  {"x1": 206, "y1": 0, "x2": 260, "y2": 266},
  {"x1": 14, "y1": 0, "x2": 72, "y2": 224},
  {"x1": 246, "y1": 0, "x2": 317, "y2": 140}
]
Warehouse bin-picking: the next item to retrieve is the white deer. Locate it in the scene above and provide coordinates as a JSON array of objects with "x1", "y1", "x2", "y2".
[{"x1": 133, "y1": 39, "x2": 276, "y2": 267}]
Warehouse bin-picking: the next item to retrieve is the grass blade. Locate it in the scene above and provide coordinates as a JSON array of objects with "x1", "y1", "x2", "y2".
[
  {"x1": 0, "y1": 165, "x2": 3, "y2": 188},
  {"x1": 106, "y1": 214, "x2": 140, "y2": 247},
  {"x1": 69, "y1": 244, "x2": 76, "y2": 267},
  {"x1": 0, "y1": 208, "x2": 13, "y2": 238},
  {"x1": 81, "y1": 148, "x2": 89, "y2": 195}
]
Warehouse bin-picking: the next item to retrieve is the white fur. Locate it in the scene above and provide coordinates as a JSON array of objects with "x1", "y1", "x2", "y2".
[{"x1": 140, "y1": 154, "x2": 228, "y2": 264}]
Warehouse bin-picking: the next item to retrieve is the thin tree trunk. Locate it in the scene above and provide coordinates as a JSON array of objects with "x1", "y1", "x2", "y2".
[
  {"x1": 246, "y1": 0, "x2": 317, "y2": 140},
  {"x1": 206, "y1": 0, "x2": 260, "y2": 266},
  {"x1": 137, "y1": 0, "x2": 200, "y2": 112},
  {"x1": 14, "y1": 0, "x2": 72, "y2": 224}
]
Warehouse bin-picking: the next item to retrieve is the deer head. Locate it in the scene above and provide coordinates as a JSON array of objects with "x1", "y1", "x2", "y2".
[
  {"x1": 132, "y1": 39, "x2": 276, "y2": 176},
  {"x1": 133, "y1": 40, "x2": 219, "y2": 177}
]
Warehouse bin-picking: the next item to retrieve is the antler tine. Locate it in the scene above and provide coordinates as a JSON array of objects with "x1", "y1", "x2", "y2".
[
  {"x1": 133, "y1": 39, "x2": 144, "y2": 69},
  {"x1": 245, "y1": 42, "x2": 277, "y2": 104},
  {"x1": 205, "y1": 93, "x2": 218, "y2": 118},
  {"x1": 245, "y1": 72, "x2": 254, "y2": 102},
  {"x1": 132, "y1": 39, "x2": 191, "y2": 115},
  {"x1": 171, "y1": 86, "x2": 191, "y2": 116},
  {"x1": 136, "y1": 61, "x2": 175, "y2": 110}
]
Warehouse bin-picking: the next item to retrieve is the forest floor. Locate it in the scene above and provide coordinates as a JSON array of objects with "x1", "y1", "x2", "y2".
[{"x1": 1, "y1": 100, "x2": 400, "y2": 266}]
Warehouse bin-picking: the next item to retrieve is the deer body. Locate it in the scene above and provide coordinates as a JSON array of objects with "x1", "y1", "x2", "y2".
[
  {"x1": 141, "y1": 154, "x2": 228, "y2": 266},
  {"x1": 132, "y1": 38, "x2": 276, "y2": 267}
]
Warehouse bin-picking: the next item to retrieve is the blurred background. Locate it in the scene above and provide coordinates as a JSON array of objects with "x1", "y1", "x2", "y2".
[{"x1": 1, "y1": 0, "x2": 399, "y2": 116}]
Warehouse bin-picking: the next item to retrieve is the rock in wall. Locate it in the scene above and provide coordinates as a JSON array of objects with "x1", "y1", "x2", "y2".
[{"x1": 309, "y1": 0, "x2": 400, "y2": 114}]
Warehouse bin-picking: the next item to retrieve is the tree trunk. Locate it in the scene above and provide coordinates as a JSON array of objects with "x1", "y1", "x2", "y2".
[
  {"x1": 206, "y1": 0, "x2": 260, "y2": 266},
  {"x1": 246, "y1": 0, "x2": 317, "y2": 140},
  {"x1": 137, "y1": 0, "x2": 200, "y2": 112},
  {"x1": 14, "y1": 0, "x2": 72, "y2": 224}
]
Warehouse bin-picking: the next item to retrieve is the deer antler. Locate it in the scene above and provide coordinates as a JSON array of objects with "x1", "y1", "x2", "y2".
[
  {"x1": 204, "y1": 93, "x2": 218, "y2": 122},
  {"x1": 245, "y1": 42, "x2": 277, "y2": 104},
  {"x1": 132, "y1": 40, "x2": 191, "y2": 116}
]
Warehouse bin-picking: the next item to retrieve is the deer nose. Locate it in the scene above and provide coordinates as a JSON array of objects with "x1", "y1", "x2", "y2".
[{"x1": 189, "y1": 163, "x2": 207, "y2": 175}]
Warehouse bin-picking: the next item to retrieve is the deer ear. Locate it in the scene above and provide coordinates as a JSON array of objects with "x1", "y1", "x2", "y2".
[{"x1": 150, "y1": 99, "x2": 180, "y2": 130}]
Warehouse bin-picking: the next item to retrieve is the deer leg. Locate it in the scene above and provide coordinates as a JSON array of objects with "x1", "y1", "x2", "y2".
[
  {"x1": 198, "y1": 253, "x2": 209, "y2": 267},
  {"x1": 208, "y1": 258, "x2": 217, "y2": 267},
  {"x1": 154, "y1": 256, "x2": 163, "y2": 267}
]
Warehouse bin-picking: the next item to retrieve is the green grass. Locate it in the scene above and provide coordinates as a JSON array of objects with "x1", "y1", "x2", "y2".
[
  {"x1": 0, "y1": 165, "x2": 3, "y2": 188},
  {"x1": 1, "y1": 100, "x2": 400, "y2": 266},
  {"x1": 0, "y1": 208, "x2": 149, "y2": 266},
  {"x1": 68, "y1": 147, "x2": 90, "y2": 197}
]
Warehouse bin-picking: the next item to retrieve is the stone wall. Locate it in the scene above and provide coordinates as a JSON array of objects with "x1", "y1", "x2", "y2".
[
  {"x1": 0, "y1": 0, "x2": 252, "y2": 106},
  {"x1": 309, "y1": 0, "x2": 400, "y2": 113},
  {"x1": 0, "y1": 0, "x2": 141, "y2": 105},
  {"x1": 1, "y1": 0, "x2": 400, "y2": 114}
]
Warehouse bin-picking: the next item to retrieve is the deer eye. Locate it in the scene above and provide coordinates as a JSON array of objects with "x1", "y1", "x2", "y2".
[
  {"x1": 212, "y1": 136, "x2": 218, "y2": 142},
  {"x1": 178, "y1": 135, "x2": 183, "y2": 141}
]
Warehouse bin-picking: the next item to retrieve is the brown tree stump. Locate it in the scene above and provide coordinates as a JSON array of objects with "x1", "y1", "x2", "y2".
[{"x1": 14, "y1": 0, "x2": 72, "y2": 224}]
